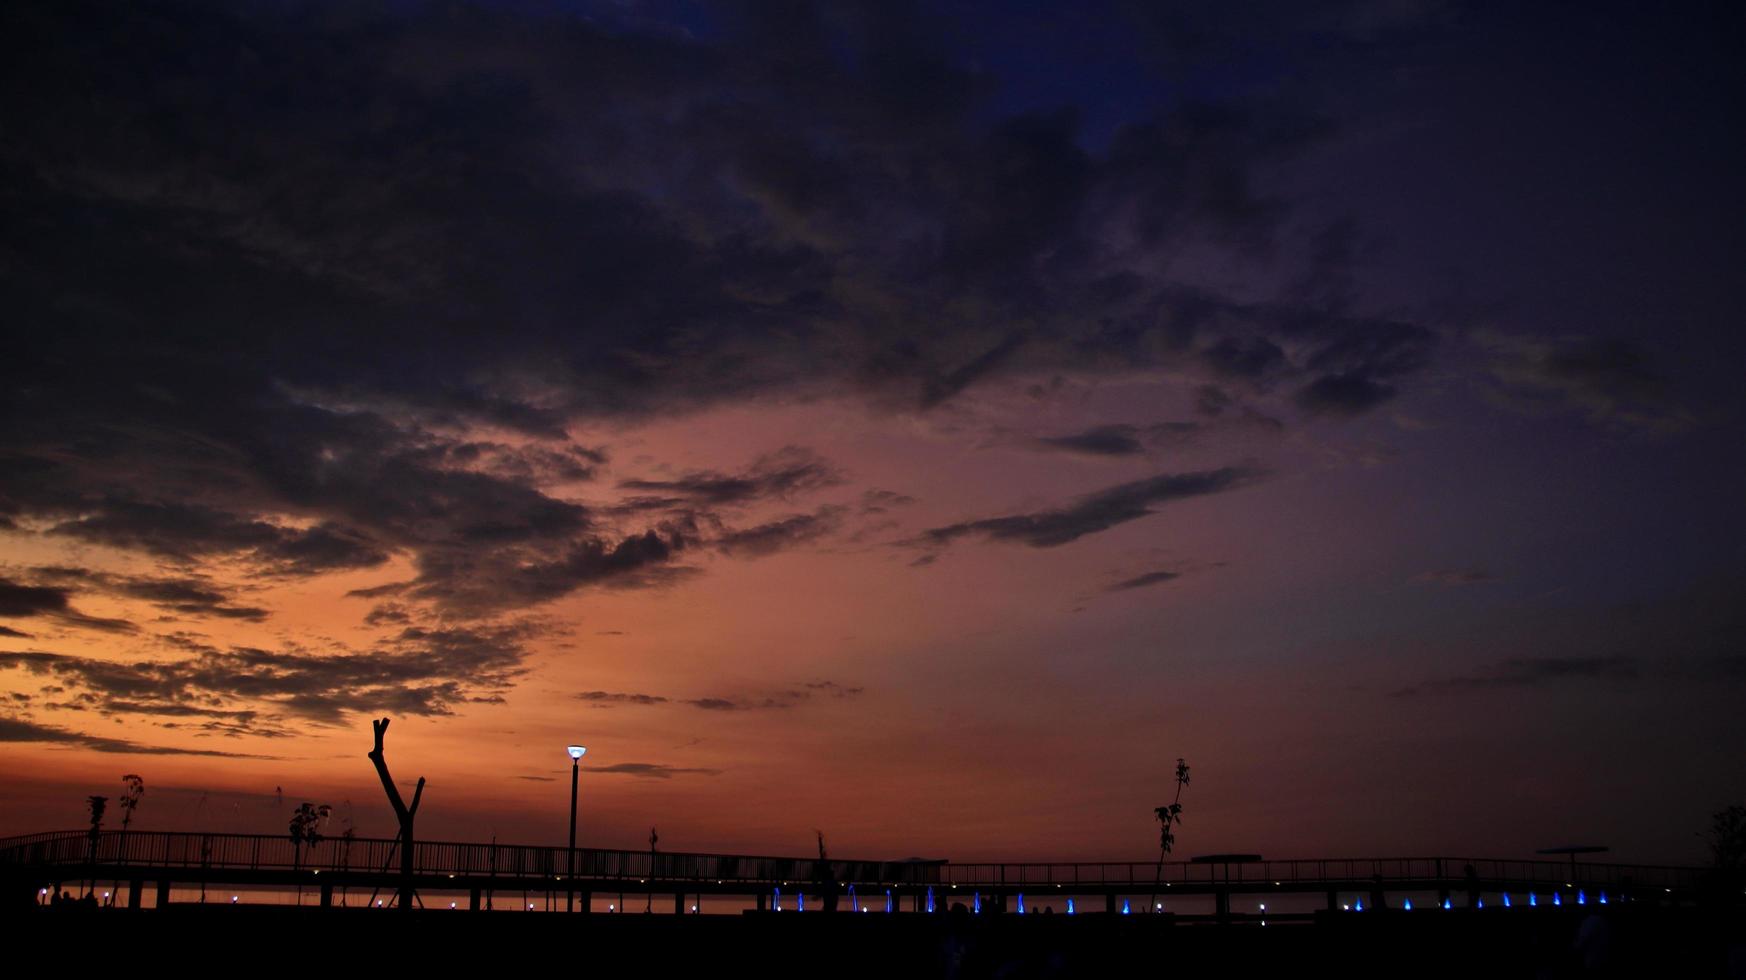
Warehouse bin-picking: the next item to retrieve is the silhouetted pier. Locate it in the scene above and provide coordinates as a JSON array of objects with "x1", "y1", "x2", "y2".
[{"x1": 1, "y1": 829, "x2": 1704, "y2": 916}]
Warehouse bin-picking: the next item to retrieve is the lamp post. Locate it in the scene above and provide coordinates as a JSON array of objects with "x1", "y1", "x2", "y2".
[{"x1": 567, "y1": 745, "x2": 586, "y2": 912}]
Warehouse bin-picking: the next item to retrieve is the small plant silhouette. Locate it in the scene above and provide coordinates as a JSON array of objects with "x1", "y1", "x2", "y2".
[
  {"x1": 84, "y1": 794, "x2": 108, "y2": 896},
  {"x1": 117, "y1": 775, "x2": 145, "y2": 833},
  {"x1": 289, "y1": 802, "x2": 332, "y2": 903},
  {"x1": 1706, "y1": 805, "x2": 1746, "y2": 871},
  {"x1": 86, "y1": 795, "x2": 107, "y2": 838},
  {"x1": 108, "y1": 775, "x2": 145, "y2": 905},
  {"x1": 289, "y1": 803, "x2": 333, "y2": 863},
  {"x1": 1150, "y1": 758, "x2": 1191, "y2": 909}
]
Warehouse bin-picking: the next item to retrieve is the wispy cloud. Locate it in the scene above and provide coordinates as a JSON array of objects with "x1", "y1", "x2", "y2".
[
  {"x1": 1393, "y1": 656, "x2": 1640, "y2": 697},
  {"x1": 0, "y1": 714, "x2": 275, "y2": 757},
  {"x1": 593, "y1": 762, "x2": 723, "y2": 779},
  {"x1": 917, "y1": 466, "x2": 1262, "y2": 553}
]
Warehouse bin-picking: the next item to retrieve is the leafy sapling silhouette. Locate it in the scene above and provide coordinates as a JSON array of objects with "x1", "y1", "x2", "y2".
[
  {"x1": 117, "y1": 775, "x2": 144, "y2": 833},
  {"x1": 85, "y1": 794, "x2": 108, "y2": 897},
  {"x1": 289, "y1": 802, "x2": 331, "y2": 903},
  {"x1": 1151, "y1": 758, "x2": 1191, "y2": 910},
  {"x1": 289, "y1": 804, "x2": 333, "y2": 868},
  {"x1": 1706, "y1": 805, "x2": 1746, "y2": 871},
  {"x1": 1702, "y1": 804, "x2": 1746, "y2": 903},
  {"x1": 367, "y1": 717, "x2": 425, "y2": 910},
  {"x1": 109, "y1": 775, "x2": 145, "y2": 905},
  {"x1": 86, "y1": 795, "x2": 107, "y2": 839}
]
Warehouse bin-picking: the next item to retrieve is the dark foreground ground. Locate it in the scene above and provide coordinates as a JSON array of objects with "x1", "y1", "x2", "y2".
[{"x1": 5, "y1": 906, "x2": 1743, "y2": 977}]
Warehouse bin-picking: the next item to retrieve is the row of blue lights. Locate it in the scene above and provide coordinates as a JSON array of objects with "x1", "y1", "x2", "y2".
[
  {"x1": 761, "y1": 886, "x2": 1624, "y2": 915},
  {"x1": 1367, "y1": 890, "x2": 1615, "y2": 912}
]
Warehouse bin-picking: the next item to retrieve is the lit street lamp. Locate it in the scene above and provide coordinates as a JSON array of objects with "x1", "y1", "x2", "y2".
[{"x1": 567, "y1": 745, "x2": 586, "y2": 912}]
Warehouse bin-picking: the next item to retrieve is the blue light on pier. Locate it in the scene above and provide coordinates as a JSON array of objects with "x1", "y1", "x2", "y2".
[{"x1": 1067, "y1": 898, "x2": 1075, "y2": 915}]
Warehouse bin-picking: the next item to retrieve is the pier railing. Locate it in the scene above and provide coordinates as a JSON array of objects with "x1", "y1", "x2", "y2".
[
  {"x1": 0, "y1": 830, "x2": 943, "y2": 885},
  {"x1": 0, "y1": 830, "x2": 1702, "y2": 893},
  {"x1": 935, "y1": 856, "x2": 1698, "y2": 891}
]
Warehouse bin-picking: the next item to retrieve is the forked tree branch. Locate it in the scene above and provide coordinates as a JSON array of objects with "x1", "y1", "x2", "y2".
[{"x1": 368, "y1": 717, "x2": 422, "y2": 821}]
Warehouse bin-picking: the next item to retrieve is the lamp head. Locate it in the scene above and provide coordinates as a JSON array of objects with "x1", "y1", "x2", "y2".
[{"x1": 567, "y1": 745, "x2": 586, "y2": 760}]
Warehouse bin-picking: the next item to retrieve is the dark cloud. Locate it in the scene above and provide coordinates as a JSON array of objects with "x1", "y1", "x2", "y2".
[
  {"x1": 0, "y1": 623, "x2": 530, "y2": 725},
  {"x1": 0, "y1": 0, "x2": 1452, "y2": 631},
  {"x1": 618, "y1": 448, "x2": 841, "y2": 507},
  {"x1": 576, "y1": 690, "x2": 671, "y2": 706},
  {"x1": 687, "y1": 697, "x2": 744, "y2": 711},
  {"x1": 1295, "y1": 373, "x2": 1397, "y2": 416},
  {"x1": 1483, "y1": 335, "x2": 1686, "y2": 429},
  {"x1": 1201, "y1": 336, "x2": 1287, "y2": 380},
  {"x1": 859, "y1": 490, "x2": 917, "y2": 515},
  {"x1": 1035, "y1": 425, "x2": 1149, "y2": 457},
  {"x1": 0, "y1": 626, "x2": 32, "y2": 639},
  {"x1": 1105, "y1": 570, "x2": 1182, "y2": 593},
  {"x1": 804, "y1": 680, "x2": 866, "y2": 698},
  {"x1": 362, "y1": 604, "x2": 413, "y2": 627},
  {"x1": 592, "y1": 762, "x2": 723, "y2": 779},
  {"x1": 919, "y1": 466, "x2": 1261, "y2": 551},
  {"x1": 1416, "y1": 569, "x2": 1497, "y2": 587},
  {"x1": 683, "y1": 683, "x2": 863, "y2": 711},
  {"x1": 0, "y1": 576, "x2": 137, "y2": 634},
  {"x1": 577, "y1": 682, "x2": 863, "y2": 712},
  {"x1": 392, "y1": 529, "x2": 689, "y2": 616},
  {"x1": 0, "y1": 578, "x2": 70, "y2": 617},
  {"x1": 49, "y1": 503, "x2": 391, "y2": 575},
  {"x1": 715, "y1": 507, "x2": 846, "y2": 558},
  {"x1": 0, "y1": 714, "x2": 273, "y2": 757},
  {"x1": 1395, "y1": 656, "x2": 1641, "y2": 697},
  {"x1": 27, "y1": 566, "x2": 269, "y2": 621},
  {"x1": 1029, "y1": 422, "x2": 1212, "y2": 458}
]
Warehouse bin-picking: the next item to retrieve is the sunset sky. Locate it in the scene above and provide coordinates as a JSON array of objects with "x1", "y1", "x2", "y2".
[{"x1": 2, "y1": 1, "x2": 1743, "y2": 866}]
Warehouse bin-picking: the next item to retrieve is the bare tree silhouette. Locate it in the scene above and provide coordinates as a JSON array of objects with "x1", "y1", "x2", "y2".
[
  {"x1": 1150, "y1": 758, "x2": 1191, "y2": 910},
  {"x1": 815, "y1": 829, "x2": 838, "y2": 913},
  {"x1": 367, "y1": 717, "x2": 425, "y2": 910},
  {"x1": 646, "y1": 826, "x2": 658, "y2": 913}
]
